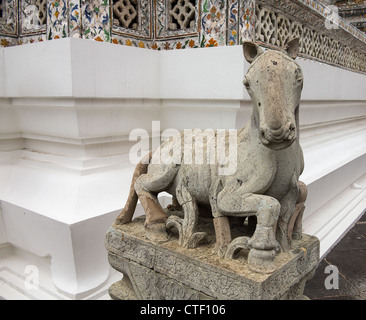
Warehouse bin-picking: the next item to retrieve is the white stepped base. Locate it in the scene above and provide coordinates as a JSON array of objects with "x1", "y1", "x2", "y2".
[
  {"x1": 303, "y1": 173, "x2": 366, "y2": 259},
  {"x1": 0, "y1": 244, "x2": 121, "y2": 300}
]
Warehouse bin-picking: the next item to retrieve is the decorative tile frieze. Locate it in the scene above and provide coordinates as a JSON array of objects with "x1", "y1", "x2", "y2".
[
  {"x1": 201, "y1": 0, "x2": 226, "y2": 46},
  {"x1": 0, "y1": 0, "x2": 366, "y2": 74},
  {"x1": 239, "y1": 0, "x2": 255, "y2": 43},
  {"x1": 47, "y1": 0, "x2": 68, "y2": 40},
  {"x1": 81, "y1": 0, "x2": 111, "y2": 42},
  {"x1": 69, "y1": 0, "x2": 81, "y2": 38}
]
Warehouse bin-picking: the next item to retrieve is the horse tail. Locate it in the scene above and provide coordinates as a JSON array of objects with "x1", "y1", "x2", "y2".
[{"x1": 115, "y1": 152, "x2": 152, "y2": 225}]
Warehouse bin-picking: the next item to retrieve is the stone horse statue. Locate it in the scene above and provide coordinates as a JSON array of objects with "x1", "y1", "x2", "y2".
[{"x1": 116, "y1": 38, "x2": 307, "y2": 273}]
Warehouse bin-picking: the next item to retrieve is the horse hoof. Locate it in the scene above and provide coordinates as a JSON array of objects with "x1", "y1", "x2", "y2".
[
  {"x1": 145, "y1": 222, "x2": 170, "y2": 243},
  {"x1": 248, "y1": 249, "x2": 276, "y2": 274}
]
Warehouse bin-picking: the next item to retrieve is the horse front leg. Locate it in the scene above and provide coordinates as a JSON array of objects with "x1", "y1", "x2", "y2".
[{"x1": 217, "y1": 191, "x2": 280, "y2": 273}]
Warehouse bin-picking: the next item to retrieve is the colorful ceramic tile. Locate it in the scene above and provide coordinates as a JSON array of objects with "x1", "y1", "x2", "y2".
[
  {"x1": 18, "y1": 33, "x2": 47, "y2": 45},
  {"x1": 228, "y1": 0, "x2": 239, "y2": 45},
  {"x1": 239, "y1": 0, "x2": 255, "y2": 43},
  {"x1": 111, "y1": 33, "x2": 152, "y2": 49},
  {"x1": 155, "y1": 37, "x2": 199, "y2": 50},
  {"x1": 201, "y1": 0, "x2": 227, "y2": 47},
  {"x1": 81, "y1": 0, "x2": 111, "y2": 42},
  {"x1": 69, "y1": 0, "x2": 81, "y2": 38},
  {"x1": 47, "y1": 0, "x2": 68, "y2": 40},
  {"x1": 0, "y1": 36, "x2": 17, "y2": 47}
]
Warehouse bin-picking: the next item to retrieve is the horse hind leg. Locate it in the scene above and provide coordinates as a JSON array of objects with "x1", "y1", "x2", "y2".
[{"x1": 135, "y1": 164, "x2": 179, "y2": 227}]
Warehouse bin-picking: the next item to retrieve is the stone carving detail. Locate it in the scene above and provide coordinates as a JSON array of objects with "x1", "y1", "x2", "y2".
[
  {"x1": 113, "y1": 0, "x2": 138, "y2": 29},
  {"x1": 255, "y1": 3, "x2": 366, "y2": 73},
  {"x1": 168, "y1": 0, "x2": 196, "y2": 30},
  {"x1": 255, "y1": 5, "x2": 276, "y2": 45}
]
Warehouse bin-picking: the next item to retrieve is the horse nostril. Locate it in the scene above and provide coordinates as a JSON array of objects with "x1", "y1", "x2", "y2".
[
  {"x1": 260, "y1": 128, "x2": 269, "y2": 144},
  {"x1": 286, "y1": 123, "x2": 296, "y2": 140},
  {"x1": 261, "y1": 129, "x2": 265, "y2": 138}
]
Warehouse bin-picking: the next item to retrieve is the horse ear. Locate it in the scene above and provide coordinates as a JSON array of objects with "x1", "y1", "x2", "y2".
[
  {"x1": 243, "y1": 41, "x2": 264, "y2": 63},
  {"x1": 285, "y1": 38, "x2": 300, "y2": 59}
]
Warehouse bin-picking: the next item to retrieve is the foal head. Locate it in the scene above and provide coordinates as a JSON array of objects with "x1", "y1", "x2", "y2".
[{"x1": 243, "y1": 39, "x2": 303, "y2": 150}]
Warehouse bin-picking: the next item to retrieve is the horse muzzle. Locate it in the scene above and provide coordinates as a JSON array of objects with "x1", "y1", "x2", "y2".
[{"x1": 260, "y1": 122, "x2": 296, "y2": 150}]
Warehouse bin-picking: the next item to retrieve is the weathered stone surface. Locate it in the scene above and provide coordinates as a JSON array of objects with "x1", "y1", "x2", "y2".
[{"x1": 106, "y1": 214, "x2": 319, "y2": 300}]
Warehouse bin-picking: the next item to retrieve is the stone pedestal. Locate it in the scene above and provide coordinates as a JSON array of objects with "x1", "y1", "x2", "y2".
[{"x1": 105, "y1": 214, "x2": 320, "y2": 300}]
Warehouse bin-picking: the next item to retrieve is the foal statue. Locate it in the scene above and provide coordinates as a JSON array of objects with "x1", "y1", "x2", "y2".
[{"x1": 116, "y1": 38, "x2": 307, "y2": 274}]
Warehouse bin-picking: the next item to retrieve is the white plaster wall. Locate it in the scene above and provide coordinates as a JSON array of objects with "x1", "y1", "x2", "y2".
[
  {"x1": 4, "y1": 41, "x2": 73, "y2": 97},
  {"x1": 160, "y1": 45, "x2": 246, "y2": 100}
]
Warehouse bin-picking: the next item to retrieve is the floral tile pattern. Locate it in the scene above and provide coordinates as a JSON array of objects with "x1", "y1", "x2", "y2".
[
  {"x1": 239, "y1": 0, "x2": 255, "y2": 43},
  {"x1": 70, "y1": 0, "x2": 82, "y2": 38},
  {"x1": 201, "y1": 0, "x2": 226, "y2": 47},
  {"x1": 47, "y1": 0, "x2": 68, "y2": 40},
  {"x1": 81, "y1": 0, "x2": 111, "y2": 42}
]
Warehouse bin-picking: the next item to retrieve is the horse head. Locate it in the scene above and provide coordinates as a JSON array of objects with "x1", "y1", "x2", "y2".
[{"x1": 243, "y1": 39, "x2": 303, "y2": 150}]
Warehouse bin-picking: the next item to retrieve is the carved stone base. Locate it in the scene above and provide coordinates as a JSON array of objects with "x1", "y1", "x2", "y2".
[{"x1": 105, "y1": 215, "x2": 319, "y2": 300}]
